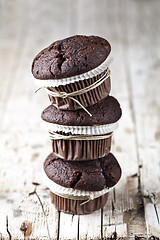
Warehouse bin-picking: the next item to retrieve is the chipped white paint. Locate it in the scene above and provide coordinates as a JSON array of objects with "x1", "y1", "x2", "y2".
[
  {"x1": 0, "y1": 0, "x2": 160, "y2": 239},
  {"x1": 144, "y1": 199, "x2": 160, "y2": 238}
]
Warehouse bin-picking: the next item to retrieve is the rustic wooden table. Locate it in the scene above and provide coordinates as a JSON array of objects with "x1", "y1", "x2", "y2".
[{"x1": 0, "y1": 0, "x2": 160, "y2": 239}]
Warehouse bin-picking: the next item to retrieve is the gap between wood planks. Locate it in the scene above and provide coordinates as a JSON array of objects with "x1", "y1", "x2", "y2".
[
  {"x1": 57, "y1": 211, "x2": 61, "y2": 240},
  {"x1": 6, "y1": 216, "x2": 12, "y2": 240}
]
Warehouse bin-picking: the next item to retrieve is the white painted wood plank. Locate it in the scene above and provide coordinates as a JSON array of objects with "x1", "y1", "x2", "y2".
[
  {"x1": 59, "y1": 213, "x2": 79, "y2": 240},
  {"x1": 0, "y1": 0, "x2": 34, "y2": 123},
  {"x1": 79, "y1": 210, "x2": 102, "y2": 240},
  {"x1": 123, "y1": 0, "x2": 160, "y2": 237},
  {"x1": 99, "y1": 0, "x2": 145, "y2": 238},
  {"x1": 104, "y1": 224, "x2": 127, "y2": 239},
  {"x1": 125, "y1": 0, "x2": 160, "y2": 193},
  {"x1": 144, "y1": 199, "x2": 160, "y2": 238},
  {"x1": 0, "y1": 167, "x2": 59, "y2": 239}
]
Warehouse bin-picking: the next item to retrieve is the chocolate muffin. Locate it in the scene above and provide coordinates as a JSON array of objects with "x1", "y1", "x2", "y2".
[
  {"x1": 32, "y1": 35, "x2": 111, "y2": 80},
  {"x1": 41, "y1": 96, "x2": 121, "y2": 160},
  {"x1": 44, "y1": 153, "x2": 122, "y2": 191},
  {"x1": 41, "y1": 96, "x2": 122, "y2": 126}
]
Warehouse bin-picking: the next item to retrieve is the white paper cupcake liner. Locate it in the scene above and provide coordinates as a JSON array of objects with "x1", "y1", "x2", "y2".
[
  {"x1": 43, "y1": 172, "x2": 114, "y2": 199},
  {"x1": 41, "y1": 121, "x2": 119, "y2": 135},
  {"x1": 35, "y1": 56, "x2": 112, "y2": 87}
]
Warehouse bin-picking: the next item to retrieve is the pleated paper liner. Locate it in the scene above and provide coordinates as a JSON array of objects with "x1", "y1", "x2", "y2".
[
  {"x1": 35, "y1": 56, "x2": 111, "y2": 87},
  {"x1": 52, "y1": 137, "x2": 111, "y2": 161},
  {"x1": 41, "y1": 121, "x2": 119, "y2": 135},
  {"x1": 42, "y1": 121, "x2": 118, "y2": 161},
  {"x1": 50, "y1": 192, "x2": 109, "y2": 215},
  {"x1": 44, "y1": 171, "x2": 113, "y2": 197},
  {"x1": 44, "y1": 173, "x2": 111, "y2": 215},
  {"x1": 35, "y1": 57, "x2": 112, "y2": 111},
  {"x1": 48, "y1": 69, "x2": 111, "y2": 110}
]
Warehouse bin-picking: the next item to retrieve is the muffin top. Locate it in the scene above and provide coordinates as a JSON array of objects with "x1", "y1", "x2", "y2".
[
  {"x1": 41, "y1": 96, "x2": 122, "y2": 126},
  {"x1": 44, "y1": 153, "x2": 121, "y2": 191},
  {"x1": 32, "y1": 35, "x2": 111, "y2": 80}
]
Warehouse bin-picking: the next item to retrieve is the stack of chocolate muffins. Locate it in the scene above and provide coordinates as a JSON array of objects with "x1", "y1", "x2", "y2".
[{"x1": 32, "y1": 35, "x2": 122, "y2": 215}]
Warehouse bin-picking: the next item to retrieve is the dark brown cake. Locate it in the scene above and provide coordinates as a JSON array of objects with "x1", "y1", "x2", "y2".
[
  {"x1": 32, "y1": 35, "x2": 111, "y2": 80},
  {"x1": 44, "y1": 153, "x2": 121, "y2": 191},
  {"x1": 41, "y1": 96, "x2": 122, "y2": 126}
]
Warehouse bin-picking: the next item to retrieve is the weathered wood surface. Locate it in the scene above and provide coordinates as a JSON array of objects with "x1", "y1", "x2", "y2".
[{"x1": 0, "y1": 0, "x2": 160, "y2": 239}]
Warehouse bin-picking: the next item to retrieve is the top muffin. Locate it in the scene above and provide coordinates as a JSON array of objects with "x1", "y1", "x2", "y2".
[{"x1": 32, "y1": 35, "x2": 111, "y2": 80}]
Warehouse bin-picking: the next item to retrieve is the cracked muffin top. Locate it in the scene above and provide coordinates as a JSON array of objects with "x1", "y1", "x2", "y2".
[
  {"x1": 41, "y1": 96, "x2": 122, "y2": 126},
  {"x1": 44, "y1": 153, "x2": 121, "y2": 191},
  {"x1": 31, "y1": 35, "x2": 111, "y2": 79}
]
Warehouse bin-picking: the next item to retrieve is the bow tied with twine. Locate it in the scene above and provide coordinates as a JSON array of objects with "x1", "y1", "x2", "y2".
[{"x1": 36, "y1": 67, "x2": 111, "y2": 116}]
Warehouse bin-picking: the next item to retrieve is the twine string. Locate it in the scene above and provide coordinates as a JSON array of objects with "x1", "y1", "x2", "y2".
[
  {"x1": 35, "y1": 67, "x2": 111, "y2": 116},
  {"x1": 46, "y1": 67, "x2": 110, "y2": 98},
  {"x1": 68, "y1": 96, "x2": 92, "y2": 116},
  {"x1": 49, "y1": 131, "x2": 113, "y2": 140},
  {"x1": 53, "y1": 191, "x2": 108, "y2": 206}
]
